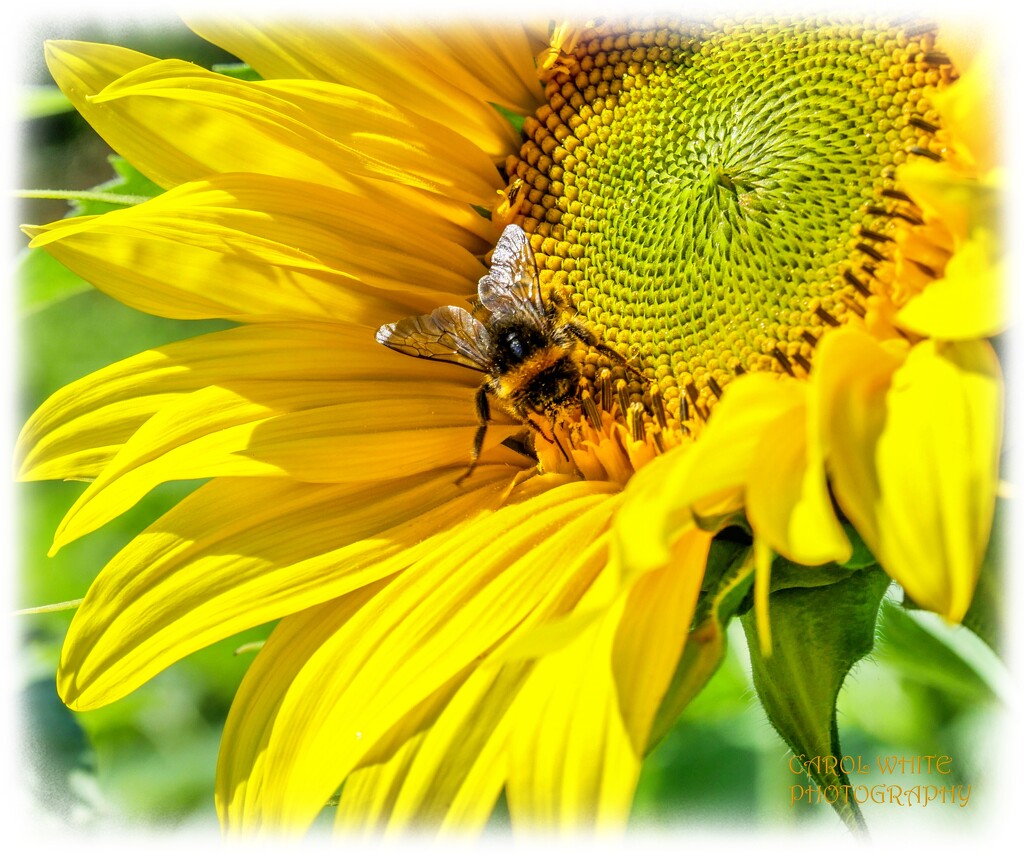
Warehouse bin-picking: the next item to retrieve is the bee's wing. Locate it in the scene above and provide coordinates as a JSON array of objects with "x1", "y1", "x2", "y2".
[
  {"x1": 375, "y1": 305, "x2": 492, "y2": 372},
  {"x1": 476, "y1": 224, "x2": 547, "y2": 323}
]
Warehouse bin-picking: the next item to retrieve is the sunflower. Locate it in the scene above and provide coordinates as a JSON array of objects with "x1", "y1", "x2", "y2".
[{"x1": 18, "y1": 14, "x2": 1003, "y2": 835}]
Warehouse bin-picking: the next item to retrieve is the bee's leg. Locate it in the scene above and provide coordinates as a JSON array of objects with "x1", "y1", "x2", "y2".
[
  {"x1": 545, "y1": 286, "x2": 570, "y2": 320},
  {"x1": 500, "y1": 466, "x2": 539, "y2": 502},
  {"x1": 456, "y1": 384, "x2": 490, "y2": 486}
]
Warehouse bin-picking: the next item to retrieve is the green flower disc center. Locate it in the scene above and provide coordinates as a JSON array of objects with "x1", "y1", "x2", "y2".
[{"x1": 507, "y1": 17, "x2": 953, "y2": 422}]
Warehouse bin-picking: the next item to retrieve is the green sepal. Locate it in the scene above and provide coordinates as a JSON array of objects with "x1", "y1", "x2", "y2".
[
  {"x1": 647, "y1": 536, "x2": 754, "y2": 750},
  {"x1": 960, "y1": 495, "x2": 1005, "y2": 654},
  {"x1": 838, "y1": 522, "x2": 876, "y2": 569},
  {"x1": 769, "y1": 559, "x2": 861, "y2": 592},
  {"x1": 741, "y1": 563, "x2": 892, "y2": 833}
]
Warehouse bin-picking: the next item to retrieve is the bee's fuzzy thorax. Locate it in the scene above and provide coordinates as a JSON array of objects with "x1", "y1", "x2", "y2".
[{"x1": 493, "y1": 347, "x2": 580, "y2": 415}]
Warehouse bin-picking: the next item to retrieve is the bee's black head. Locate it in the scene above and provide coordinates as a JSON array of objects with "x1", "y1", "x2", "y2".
[{"x1": 491, "y1": 322, "x2": 548, "y2": 372}]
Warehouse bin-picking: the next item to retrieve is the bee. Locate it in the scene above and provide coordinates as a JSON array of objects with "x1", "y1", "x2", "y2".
[{"x1": 376, "y1": 224, "x2": 617, "y2": 484}]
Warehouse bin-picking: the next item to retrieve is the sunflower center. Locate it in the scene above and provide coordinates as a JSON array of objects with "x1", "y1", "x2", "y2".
[{"x1": 507, "y1": 17, "x2": 954, "y2": 424}]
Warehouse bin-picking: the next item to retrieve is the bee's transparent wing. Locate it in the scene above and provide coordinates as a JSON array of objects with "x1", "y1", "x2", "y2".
[
  {"x1": 476, "y1": 224, "x2": 547, "y2": 323},
  {"x1": 375, "y1": 305, "x2": 492, "y2": 372}
]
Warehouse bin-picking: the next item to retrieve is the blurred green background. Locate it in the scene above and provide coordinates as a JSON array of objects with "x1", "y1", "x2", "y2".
[{"x1": 13, "y1": 16, "x2": 1008, "y2": 837}]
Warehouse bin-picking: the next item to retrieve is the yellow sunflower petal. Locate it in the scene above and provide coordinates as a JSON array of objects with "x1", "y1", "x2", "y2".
[
  {"x1": 610, "y1": 445, "x2": 694, "y2": 578},
  {"x1": 814, "y1": 328, "x2": 905, "y2": 554},
  {"x1": 184, "y1": 18, "x2": 540, "y2": 157},
  {"x1": 684, "y1": 374, "x2": 787, "y2": 509},
  {"x1": 752, "y1": 535, "x2": 774, "y2": 657},
  {"x1": 51, "y1": 378, "x2": 519, "y2": 552},
  {"x1": 875, "y1": 339, "x2": 1001, "y2": 620},
  {"x1": 335, "y1": 733, "x2": 425, "y2": 837},
  {"x1": 42, "y1": 40, "x2": 506, "y2": 263},
  {"x1": 506, "y1": 599, "x2": 633, "y2": 831},
  {"x1": 897, "y1": 160, "x2": 1000, "y2": 243},
  {"x1": 818, "y1": 328, "x2": 1001, "y2": 620},
  {"x1": 746, "y1": 382, "x2": 851, "y2": 566},
  {"x1": 895, "y1": 154, "x2": 1003, "y2": 341},
  {"x1": 220, "y1": 481, "x2": 619, "y2": 831},
  {"x1": 58, "y1": 465, "x2": 518, "y2": 710},
  {"x1": 335, "y1": 587, "x2": 604, "y2": 836},
  {"x1": 620, "y1": 373, "x2": 847, "y2": 571},
  {"x1": 41, "y1": 39, "x2": 160, "y2": 147},
  {"x1": 93, "y1": 59, "x2": 499, "y2": 202},
  {"x1": 225, "y1": 592, "x2": 496, "y2": 834},
  {"x1": 610, "y1": 530, "x2": 709, "y2": 755},
  {"x1": 26, "y1": 175, "x2": 487, "y2": 323},
  {"x1": 896, "y1": 230, "x2": 1005, "y2": 339},
  {"x1": 45, "y1": 41, "x2": 500, "y2": 203},
  {"x1": 506, "y1": 533, "x2": 704, "y2": 830},
  {"x1": 382, "y1": 24, "x2": 542, "y2": 116},
  {"x1": 936, "y1": 22, "x2": 985, "y2": 78},
  {"x1": 18, "y1": 321, "x2": 450, "y2": 481},
  {"x1": 216, "y1": 584, "x2": 387, "y2": 832},
  {"x1": 336, "y1": 661, "x2": 533, "y2": 835},
  {"x1": 45, "y1": 40, "x2": 323, "y2": 191},
  {"x1": 929, "y1": 46, "x2": 998, "y2": 174},
  {"x1": 19, "y1": 392, "x2": 177, "y2": 483}
]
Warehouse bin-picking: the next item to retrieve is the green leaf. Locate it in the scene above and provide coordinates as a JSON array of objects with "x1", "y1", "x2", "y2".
[
  {"x1": 647, "y1": 536, "x2": 754, "y2": 748},
  {"x1": 17, "y1": 245, "x2": 93, "y2": 316},
  {"x1": 876, "y1": 600, "x2": 1000, "y2": 703},
  {"x1": 21, "y1": 85, "x2": 74, "y2": 119},
  {"x1": 212, "y1": 62, "x2": 262, "y2": 81},
  {"x1": 21, "y1": 678, "x2": 100, "y2": 820},
  {"x1": 492, "y1": 102, "x2": 526, "y2": 133},
  {"x1": 69, "y1": 155, "x2": 163, "y2": 217},
  {"x1": 742, "y1": 564, "x2": 891, "y2": 833}
]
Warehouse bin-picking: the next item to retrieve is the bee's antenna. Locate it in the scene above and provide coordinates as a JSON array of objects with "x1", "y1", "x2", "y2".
[
  {"x1": 596, "y1": 341, "x2": 646, "y2": 382},
  {"x1": 564, "y1": 321, "x2": 646, "y2": 382},
  {"x1": 524, "y1": 414, "x2": 553, "y2": 447},
  {"x1": 550, "y1": 428, "x2": 571, "y2": 462}
]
